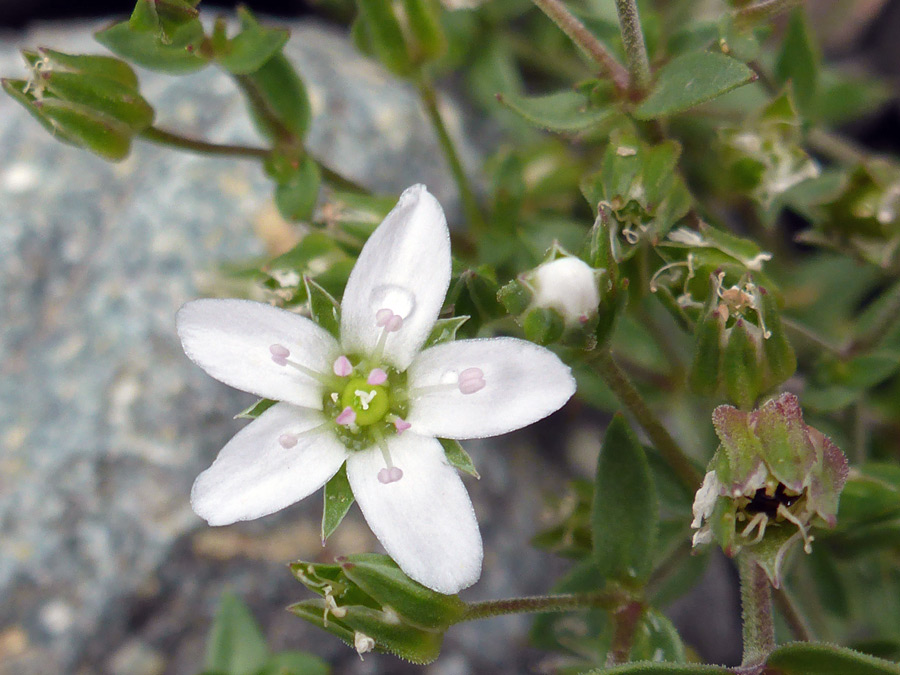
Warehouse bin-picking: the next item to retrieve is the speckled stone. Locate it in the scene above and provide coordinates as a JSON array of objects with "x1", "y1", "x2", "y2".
[{"x1": 0, "y1": 19, "x2": 569, "y2": 675}]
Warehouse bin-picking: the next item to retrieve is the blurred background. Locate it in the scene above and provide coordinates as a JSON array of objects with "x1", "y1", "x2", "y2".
[{"x1": 0, "y1": 1, "x2": 898, "y2": 673}]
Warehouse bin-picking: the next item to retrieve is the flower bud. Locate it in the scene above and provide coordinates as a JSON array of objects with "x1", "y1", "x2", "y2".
[
  {"x1": 289, "y1": 553, "x2": 466, "y2": 663},
  {"x1": 691, "y1": 393, "x2": 849, "y2": 587}
]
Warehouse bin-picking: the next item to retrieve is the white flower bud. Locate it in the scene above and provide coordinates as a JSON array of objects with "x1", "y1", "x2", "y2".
[{"x1": 529, "y1": 257, "x2": 600, "y2": 327}]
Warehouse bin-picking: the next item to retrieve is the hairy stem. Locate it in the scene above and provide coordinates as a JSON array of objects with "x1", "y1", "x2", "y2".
[
  {"x1": 614, "y1": 0, "x2": 652, "y2": 94},
  {"x1": 734, "y1": 0, "x2": 803, "y2": 29},
  {"x1": 589, "y1": 350, "x2": 702, "y2": 491},
  {"x1": 607, "y1": 601, "x2": 645, "y2": 665},
  {"x1": 416, "y1": 76, "x2": 487, "y2": 234},
  {"x1": 738, "y1": 554, "x2": 776, "y2": 668},
  {"x1": 531, "y1": 0, "x2": 629, "y2": 92},
  {"x1": 459, "y1": 590, "x2": 627, "y2": 622}
]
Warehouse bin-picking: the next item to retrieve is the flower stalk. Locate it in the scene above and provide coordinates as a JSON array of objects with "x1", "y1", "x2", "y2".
[
  {"x1": 738, "y1": 553, "x2": 776, "y2": 668},
  {"x1": 734, "y1": 0, "x2": 803, "y2": 29},
  {"x1": 459, "y1": 590, "x2": 628, "y2": 622},
  {"x1": 614, "y1": 0, "x2": 652, "y2": 94}
]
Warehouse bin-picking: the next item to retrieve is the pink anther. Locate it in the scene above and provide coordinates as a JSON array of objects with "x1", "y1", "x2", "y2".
[
  {"x1": 335, "y1": 407, "x2": 357, "y2": 426},
  {"x1": 385, "y1": 314, "x2": 403, "y2": 332},
  {"x1": 393, "y1": 418, "x2": 411, "y2": 434},
  {"x1": 377, "y1": 466, "x2": 404, "y2": 484},
  {"x1": 269, "y1": 344, "x2": 290, "y2": 366},
  {"x1": 333, "y1": 355, "x2": 353, "y2": 377},
  {"x1": 458, "y1": 367, "x2": 486, "y2": 394},
  {"x1": 278, "y1": 433, "x2": 298, "y2": 449},
  {"x1": 367, "y1": 368, "x2": 388, "y2": 385},
  {"x1": 375, "y1": 308, "x2": 394, "y2": 326}
]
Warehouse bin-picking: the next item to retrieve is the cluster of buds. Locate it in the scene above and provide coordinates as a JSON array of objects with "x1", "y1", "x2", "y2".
[
  {"x1": 498, "y1": 246, "x2": 606, "y2": 346},
  {"x1": 691, "y1": 393, "x2": 849, "y2": 586},
  {"x1": 2, "y1": 48, "x2": 154, "y2": 161},
  {"x1": 289, "y1": 553, "x2": 466, "y2": 664},
  {"x1": 689, "y1": 270, "x2": 796, "y2": 409}
]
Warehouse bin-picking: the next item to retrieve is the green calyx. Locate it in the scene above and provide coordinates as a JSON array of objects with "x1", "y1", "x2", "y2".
[{"x1": 340, "y1": 377, "x2": 390, "y2": 426}]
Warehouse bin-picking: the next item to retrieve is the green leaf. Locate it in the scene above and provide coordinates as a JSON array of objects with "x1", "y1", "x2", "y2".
[
  {"x1": 592, "y1": 415, "x2": 659, "y2": 584},
  {"x1": 321, "y1": 464, "x2": 354, "y2": 543},
  {"x1": 217, "y1": 23, "x2": 290, "y2": 75},
  {"x1": 2, "y1": 78, "x2": 77, "y2": 143},
  {"x1": 304, "y1": 276, "x2": 341, "y2": 339},
  {"x1": 439, "y1": 438, "x2": 480, "y2": 479},
  {"x1": 42, "y1": 71, "x2": 154, "y2": 130},
  {"x1": 423, "y1": 316, "x2": 470, "y2": 348},
  {"x1": 774, "y1": 9, "x2": 819, "y2": 119},
  {"x1": 497, "y1": 90, "x2": 614, "y2": 133},
  {"x1": 240, "y1": 53, "x2": 312, "y2": 141},
  {"x1": 275, "y1": 157, "x2": 321, "y2": 222},
  {"x1": 205, "y1": 593, "x2": 269, "y2": 675},
  {"x1": 260, "y1": 651, "x2": 329, "y2": 675},
  {"x1": 585, "y1": 664, "x2": 731, "y2": 674},
  {"x1": 234, "y1": 398, "x2": 276, "y2": 420},
  {"x1": 402, "y1": 0, "x2": 446, "y2": 63},
  {"x1": 37, "y1": 99, "x2": 133, "y2": 161},
  {"x1": 94, "y1": 19, "x2": 207, "y2": 74},
  {"x1": 32, "y1": 48, "x2": 139, "y2": 88},
  {"x1": 356, "y1": 0, "x2": 412, "y2": 76},
  {"x1": 630, "y1": 609, "x2": 686, "y2": 663},
  {"x1": 635, "y1": 50, "x2": 755, "y2": 119},
  {"x1": 766, "y1": 642, "x2": 900, "y2": 675}
]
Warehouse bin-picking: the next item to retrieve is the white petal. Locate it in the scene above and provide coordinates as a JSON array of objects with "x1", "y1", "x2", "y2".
[
  {"x1": 346, "y1": 433, "x2": 482, "y2": 594},
  {"x1": 339, "y1": 185, "x2": 451, "y2": 370},
  {"x1": 407, "y1": 337, "x2": 576, "y2": 439},
  {"x1": 177, "y1": 298, "x2": 339, "y2": 408},
  {"x1": 191, "y1": 402, "x2": 348, "y2": 525}
]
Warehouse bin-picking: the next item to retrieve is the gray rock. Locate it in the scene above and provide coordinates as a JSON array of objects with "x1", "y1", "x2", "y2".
[{"x1": 0, "y1": 18, "x2": 566, "y2": 675}]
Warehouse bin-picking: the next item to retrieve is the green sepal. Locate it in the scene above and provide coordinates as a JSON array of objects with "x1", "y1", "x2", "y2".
[
  {"x1": 274, "y1": 156, "x2": 321, "y2": 222},
  {"x1": 689, "y1": 307, "x2": 724, "y2": 397},
  {"x1": 711, "y1": 405, "x2": 765, "y2": 491},
  {"x1": 356, "y1": 0, "x2": 413, "y2": 77},
  {"x1": 304, "y1": 276, "x2": 341, "y2": 339},
  {"x1": 423, "y1": 316, "x2": 470, "y2": 349},
  {"x1": 336, "y1": 603, "x2": 444, "y2": 664},
  {"x1": 337, "y1": 554, "x2": 466, "y2": 629},
  {"x1": 753, "y1": 391, "x2": 814, "y2": 493},
  {"x1": 496, "y1": 90, "x2": 615, "y2": 133},
  {"x1": 95, "y1": 17, "x2": 208, "y2": 75},
  {"x1": 321, "y1": 464, "x2": 354, "y2": 543},
  {"x1": 439, "y1": 438, "x2": 480, "y2": 479},
  {"x1": 41, "y1": 71, "x2": 154, "y2": 131},
  {"x1": 215, "y1": 20, "x2": 290, "y2": 75},
  {"x1": 497, "y1": 278, "x2": 532, "y2": 316},
  {"x1": 129, "y1": 0, "x2": 200, "y2": 41},
  {"x1": 523, "y1": 306, "x2": 565, "y2": 345},
  {"x1": 592, "y1": 415, "x2": 659, "y2": 585},
  {"x1": 765, "y1": 642, "x2": 900, "y2": 675},
  {"x1": 722, "y1": 319, "x2": 761, "y2": 410},
  {"x1": 402, "y1": 0, "x2": 446, "y2": 64},
  {"x1": 635, "y1": 50, "x2": 755, "y2": 120},
  {"x1": 288, "y1": 598, "x2": 356, "y2": 644},
  {"x1": 234, "y1": 398, "x2": 277, "y2": 420},
  {"x1": 204, "y1": 592, "x2": 269, "y2": 675},
  {"x1": 2, "y1": 78, "x2": 76, "y2": 143},
  {"x1": 30, "y1": 48, "x2": 139, "y2": 88},
  {"x1": 759, "y1": 287, "x2": 796, "y2": 387},
  {"x1": 36, "y1": 98, "x2": 133, "y2": 161}
]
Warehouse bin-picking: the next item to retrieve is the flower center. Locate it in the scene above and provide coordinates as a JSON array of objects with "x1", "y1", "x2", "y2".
[{"x1": 339, "y1": 377, "x2": 390, "y2": 426}]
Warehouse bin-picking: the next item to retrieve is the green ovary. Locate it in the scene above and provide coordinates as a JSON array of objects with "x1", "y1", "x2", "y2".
[{"x1": 340, "y1": 377, "x2": 390, "y2": 426}]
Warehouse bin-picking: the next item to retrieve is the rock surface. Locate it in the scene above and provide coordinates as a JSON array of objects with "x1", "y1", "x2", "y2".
[{"x1": 0, "y1": 18, "x2": 572, "y2": 675}]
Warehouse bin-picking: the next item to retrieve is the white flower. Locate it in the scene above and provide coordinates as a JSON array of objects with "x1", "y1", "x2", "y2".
[
  {"x1": 529, "y1": 256, "x2": 601, "y2": 327},
  {"x1": 177, "y1": 184, "x2": 576, "y2": 594}
]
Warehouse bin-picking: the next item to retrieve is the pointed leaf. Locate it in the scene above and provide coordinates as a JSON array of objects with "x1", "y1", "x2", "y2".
[
  {"x1": 635, "y1": 51, "x2": 755, "y2": 120},
  {"x1": 304, "y1": 276, "x2": 341, "y2": 339},
  {"x1": 774, "y1": 9, "x2": 819, "y2": 119},
  {"x1": 94, "y1": 20, "x2": 208, "y2": 74},
  {"x1": 37, "y1": 99, "x2": 133, "y2": 161},
  {"x1": 439, "y1": 438, "x2": 480, "y2": 479},
  {"x1": 35, "y1": 48, "x2": 139, "y2": 88},
  {"x1": 592, "y1": 415, "x2": 659, "y2": 583},
  {"x1": 43, "y1": 71, "x2": 154, "y2": 130},
  {"x1": 497, "y1": 90, "x2": 614, "y2": 132},
  {"x1": 423, "y1": 316, "x2": 470, "y2": 349},
  {"x1": 321, "y1": 464, "x2": 354, "y2": 543},
  {"x1": 234, "y1": 398, "x2": 277, "y2": 420},
  {"x1": 218, "y1": 22, "x2": 290, "y2": 75},
  {"x1": 356, "y1": 0, "x2": 412, "y2": 76},
  {"x1": 205, "y1": 593, "x2": 269, "y2": 675},
  {"x1": 274, "y1": 156, "x2": 321, "y2": 222}
]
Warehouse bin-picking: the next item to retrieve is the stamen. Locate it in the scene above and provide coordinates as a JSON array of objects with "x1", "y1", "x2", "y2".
[
  {"x1": 373, "y1": 428, "x2": 403, "y2": 484},
  {"x1": 388, "y1": 415, "x2": 411, "y2": 434},
  {"x1": 458, "y1": 367, "x2": 486, "y2": 394},
  {"x1": 270, "y1": 343, "x2": 290, "y2": 366},
  {"x1": 333, "y1": 355, "x2": 353, "y2": 377},
  {"x1": 367, "y1": 368, "x2": 387, "y2": 385},
  {"x1": 355, "y1": 389, "x2": 376, "y2": 410},
  {"x1": 336, "y1": 407, "x2": 357, "y2": 426},
  {"x1": 278, "y1": 433, "x2": 299, "y2": 449},
  {"x1": 375, "y1": 308, "x2": 394, "y2": 326},
  {"x1": 371, "y1": 309, "x2": 404, "y2": 362},
  {"x1": 777, "y1": 503, "x2": 814, "y2": 553}
]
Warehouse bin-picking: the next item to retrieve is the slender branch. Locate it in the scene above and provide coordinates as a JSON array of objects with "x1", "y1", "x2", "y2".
[
  {"x1": 233, "y1": 73, "x2": 298, "y2": 146},
  {"x1": 588, "y1": 349, "x2": 702, "y2": 491},
  {"x1": 531, "y1": 0, "x2": 629, "y2": 92},
  {"x1": 773, "y1": 586, "x2": 815, "y2": 642},
  {"x1": 738, "y1": 554, "x2": 776, "y2": 668},
  {"x1": 614, "y1": 0, "x2": 652, "y2": 94},
  {"x1": 844, "y1": 278, "x2": 900, "y2": 356},
  {"x1": 781, "y1": 317, "x2": 842, "y2": 356},
  {"x1": 637, "y1": 306, "x2": 685, "y2": 380},
  {"x1": 140, "y1": 126, "x2": 270, "y2": 159},
  {"x1": 459, "y1": 590, "x2": 627, "y2": 623},
  {"x1": 607, "y1": 601, "x2": 645, "y2": 666},
  {"x1": 734, "y1": 0, "x2": 803, "y2": 29},
  {"x1": 807, "y1": 128, "x2": 870, "y2": 166},
  {"x1": 416, "y1": 76, "x2": 487, "y2": 233}
]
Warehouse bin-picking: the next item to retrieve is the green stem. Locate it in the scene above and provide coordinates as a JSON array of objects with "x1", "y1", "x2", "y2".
[
  {"x1": 233, "y1": 73, "x2": 297, "y2": 146},
  {"x1": 738, "y1": 554, "x2": 776, "y2": 668},
  {"x1": 459, "y1": 590, "x2": 626, "y2": 622},
  {"x1": 530, "y1": 0, "x2": 629, "y2": 92},
  {"x1": 416, "y1": 75, "x2": 487, "y2": 234},
  {"x1": 614, "y1": 0, "x2": 652, "y2": 94},
  {"x1": 807, "y1": 128, "x2": 870, "y2": 166},
  {"x1": 781, "y1": 317, "x2": 842, "y2": 356},
  {"x1": 844, "y1": 278, "x2": 900, "y2": 356},
  {"x1": 589, "y1": 349, "x2": 702, "y2": 491},
  {"x1": 734, "y1": 0, "x2": 803, "y2": 29},
  {"x1": 773, "y1": 586, "x2": 815, "y2": 642}
]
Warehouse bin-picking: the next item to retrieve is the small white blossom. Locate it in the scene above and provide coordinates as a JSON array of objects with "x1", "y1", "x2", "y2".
[
  {"x1": 177, "y1": 185, "x2": 576, "y2": 594},
  {"x1": 529, "y1": 256, "x2": 600, "y2": 327}
]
